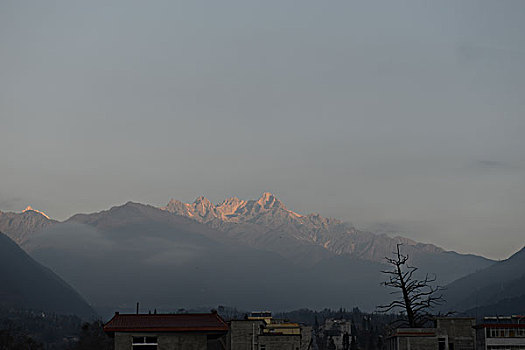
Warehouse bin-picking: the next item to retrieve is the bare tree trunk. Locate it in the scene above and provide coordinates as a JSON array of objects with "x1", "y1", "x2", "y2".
[{"x1": 377, "y1": 243, "x2": 445, "y2": 328}]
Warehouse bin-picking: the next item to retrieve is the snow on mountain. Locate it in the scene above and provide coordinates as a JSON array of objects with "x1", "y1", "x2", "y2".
[
  {"x1": 161, "y1": 192, "x2": 447, "y2": 264},
  {"x1": 0, "y1": 207, "x2": 57, "y2": 245},
  {"x1": 159, "y1": 192, "x2": 494, "y2": 287},
  {"x1": 22, "y1": 205, "x2": 51, "y2": 219}
]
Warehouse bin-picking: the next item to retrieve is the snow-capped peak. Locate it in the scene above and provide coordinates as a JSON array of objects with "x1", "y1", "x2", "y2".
[{"x1": 22, "y1": 206, "x2": 51, "y2": 220}]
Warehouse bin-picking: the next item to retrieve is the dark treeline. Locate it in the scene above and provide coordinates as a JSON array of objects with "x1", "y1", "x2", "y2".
[
  {"x1": 73, "y1": 321, "x2": 112, "y2": 350},
  {"x1": 191, "y1": 306, "x2": 398, "y2": 350},
  {"x1": 0, "y1": 306, "x2": 111, "y2": 350},
  {"x1": 0, "y1": 306, "x2": 80, "y2": 349},
  {"x1": 276, "y1": 308, "x2": 398, "y2": 350},
  {"x1": 1, "y1": 305, "x2": 397, "y2": 350}
]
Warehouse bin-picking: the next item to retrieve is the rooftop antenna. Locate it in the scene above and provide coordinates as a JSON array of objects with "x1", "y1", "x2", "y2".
[{"x1": 136, "y1": 302, "x2": 139, "y2": 315}]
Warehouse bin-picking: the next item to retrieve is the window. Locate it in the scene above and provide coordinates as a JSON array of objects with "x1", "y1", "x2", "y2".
[
  {"x1": 132, "y1": 336, "x2": 158, "y2": 350},
  {"x1": 438, "y1": 338, "x2": 446, "y2": 350},
  {"x1": 489, "y1": 328, "x2": 511, "y2": 338}
]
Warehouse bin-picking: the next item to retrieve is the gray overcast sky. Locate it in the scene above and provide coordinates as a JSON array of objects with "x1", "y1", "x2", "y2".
[{"x1": 1, "y1": 1, "x2": 524, "y2": 259}]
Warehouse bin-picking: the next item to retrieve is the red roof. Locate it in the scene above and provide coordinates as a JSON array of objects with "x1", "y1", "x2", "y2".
[
  {"x1": 103, "y1": 313, "x2": 229, "y2": 333},
  {"x1": 474, "y1": 324, "x2": 525, "y2": 329}
]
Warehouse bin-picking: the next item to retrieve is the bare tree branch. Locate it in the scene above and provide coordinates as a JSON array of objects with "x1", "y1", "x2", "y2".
[{"x1": 376, "y1": 243, "x2": 446, "y2": 327}]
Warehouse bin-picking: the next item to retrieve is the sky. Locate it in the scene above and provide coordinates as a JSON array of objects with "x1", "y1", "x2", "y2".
[{"x1": 1, "y1": 1, "x2": 524, "y2": 260}]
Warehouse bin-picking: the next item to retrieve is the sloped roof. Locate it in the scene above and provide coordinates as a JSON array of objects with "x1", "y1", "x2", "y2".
[{"x1": 103, "y1": 312, "x2": 229, "y2": 333}]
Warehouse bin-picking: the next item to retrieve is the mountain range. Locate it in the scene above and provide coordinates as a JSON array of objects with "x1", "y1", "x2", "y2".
[
  {"x1": 20, "y1": 202, "x2": 389, "y2": 316},
  {"x1": 0, "y1": 193, "x2": 511, "y2": 317},
  {"x1": 161, "y1": 193, "x2": 490, "y2": 272},
  {"x1": 0, "y1": 206, "x2": 57, "y2": 245},
  {"x1": 442, "y1": 245, "x2": 525, "y2": 315},
  {"x1": 0, "y1": 230, "x2": 95, "y2": 319}
]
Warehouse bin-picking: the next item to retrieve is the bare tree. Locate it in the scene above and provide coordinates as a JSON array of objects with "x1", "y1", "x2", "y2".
[{"x1": 377, "y1": 244, "x2": 445, "y2": 327}]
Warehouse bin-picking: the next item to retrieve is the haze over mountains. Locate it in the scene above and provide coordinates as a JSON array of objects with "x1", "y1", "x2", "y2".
[
  {"x1": 0, "y1": 207, "x2": 57, "y2": 245},
  {"x1": 0, "y1": 231, "x2": 95, "y2": 319},
  {"x1": 2, "y1": 0, "x2": 524, "y2": 332},
  {"x1": 442, "y1": 245, "x2": 525, "y2": 315},
  {"x1": 162, "y1": 193, "x2": 488, "y2": 269},
  {"x1": 20, "y1": 201, "x2": 390, "y2": 315},
  {"x1": 1, "y1": 193, "x2": 503, "y2": 317}
]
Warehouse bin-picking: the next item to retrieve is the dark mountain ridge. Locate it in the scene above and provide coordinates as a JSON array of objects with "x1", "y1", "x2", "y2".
[
  {"x1": 1, "y1": 194, "x2": 498, "y2": 315},
  {"x1": 442, "y1": 245, "x2": 525, "y2": 315},
  {"x1": 0, "y1": 231, "x2": 96, "y2": 319},
  {"x1": 25, "y1": 202, "x2": 390, "y2": 316},
  {"x1": 161, "y1": 193, "x2": 493, "y2": 281}
]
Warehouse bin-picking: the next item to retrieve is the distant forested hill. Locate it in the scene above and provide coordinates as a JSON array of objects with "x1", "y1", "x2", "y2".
[
  {"x1": 1, "y1": 194, "x2": 496, "y2": 316},
  {"x1": 442, "y1": 246, "x2": 525, "y2": 315},
  {"x1": 0, "y1": 232, "x2": 96, "y2": 320}
]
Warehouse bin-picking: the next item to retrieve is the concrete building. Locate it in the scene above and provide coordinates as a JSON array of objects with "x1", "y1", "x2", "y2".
[
  {"x1": 229, "y1": 312, "x2": 311, "y2": 350},
  {"x1": 229, "y1": 319, "x2": 266, "y2": 350},
  {"x1": 436, "y1": 318, "x2": 476, "y2": 350},
  {"x1": 248, "y1": 312, "x2": 273, "y2": 325},
  {"x1": 318, "y1": 319, "x2": 352, "y2": 350},
  {"x1": 103, "y1": 312, "x2": 229, "y2": 350},
  {"x1": 386, "y1": 317, "x2": 475, "y2": 350},
  {"x1": 387, "y1": 328, "x2": 441, "y2": 350},
  {"x1": 258, "y1": 334, "x2": 301, "y2": 350},
  {"x1": 264, "y1": 322, "x2": 302, "y2": 336},
  {"x1": 474, "y1": 315, "x2": 525, "y2": 350}
]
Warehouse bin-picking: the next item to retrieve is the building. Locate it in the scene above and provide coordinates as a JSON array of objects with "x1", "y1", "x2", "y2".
[
  {"x1": 436, "y1": 318, "x2": 476, "y2": 350},
  {"x1": 474, "y1": 315, "x2": 525, "y2": 350},
  {"x1": 387, "y1": 328, "x2": 441, "y2": 350},
  {"x1": 229, "y1": 319, "x2": 266, "y2": 350},
  {"x1": 229, "y1": 312, "x2": 311, "y2": 350},
  {"x1": 264, "y1": 321, "x2": 301, "y2": 336},
  {"x1": 103, "y1": 311, "x2": 229, "y2": 350},
  {"x1": 248, "y1": 312, "x2": 273, "y2": 325},
  {"x1": 318, "y1": 319, "x2": 352, "y2": 350},
  {"x1": 258, "y1": 333, "x2": 301, "y2": 350},
  {"x1": 386, "y1": 317, "x2": 475, "y2": 350}
]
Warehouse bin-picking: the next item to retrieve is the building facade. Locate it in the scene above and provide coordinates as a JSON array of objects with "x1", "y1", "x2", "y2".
[
  {"x1": 229, "y1": 312, "x2": 311, "y2": 350},
  {"x1": 386, "y1": 317, "x2": 475, "y2": 350},
  {"x1": 318, "y1": 319, "x2": 352, "y2": 350},
  {"x1": 474, "y1": 315, "x2": 525, "y2": 350},
  {"x1": 103, "y1": 312, "x2": 229, "y2": 350}
]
